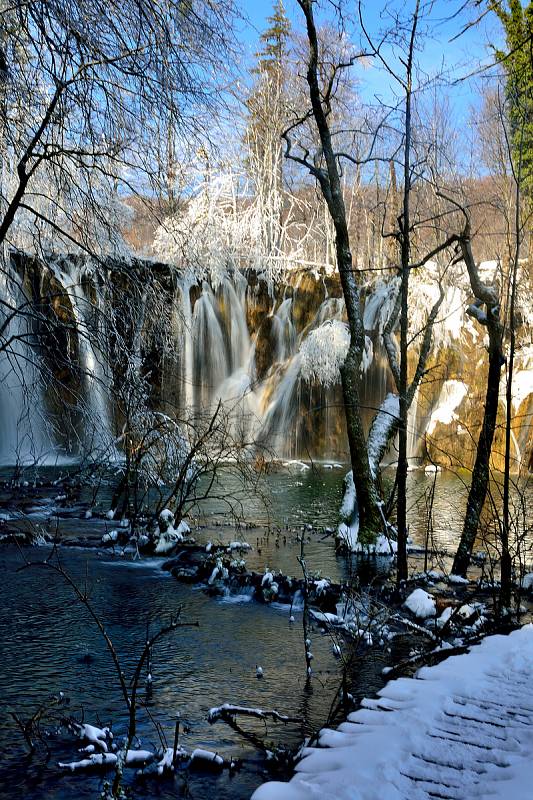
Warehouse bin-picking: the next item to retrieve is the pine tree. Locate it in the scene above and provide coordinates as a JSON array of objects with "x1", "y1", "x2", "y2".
[
  {"x1": 254, "y1": 0, "x2": 291, "y2": 77},
  {"x1": 490, "y1": 1, "x2": 533, "y2": 199},
  {"x1": 246, "y1": 1, "x2": 291, "y2": 254}
]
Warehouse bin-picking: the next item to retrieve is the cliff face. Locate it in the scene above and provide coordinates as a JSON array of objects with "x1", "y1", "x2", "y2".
[{"x1": 2, "y1": 253, "x2": 532, "y2": 472}]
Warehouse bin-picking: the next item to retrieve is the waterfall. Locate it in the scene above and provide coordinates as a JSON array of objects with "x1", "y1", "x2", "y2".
[
  {"x1": 179, "y1": 277, "x2": 195, "y2": 411},
  {"x1": 316, "y1": 297, "x2": 344, "y2": 326},
  {"x1": 191, "y1": 282, "x2": 230, "y2": 409},
  {"x1": 221, "y1": 274, "x2": 251, "y2": 372},
  {"x1": 60, "y1": 265, "x2": 115, "y2": 457},
  {"x1": 407, "y1": 384, "x2": 421, "y2": 466},
  {"x1": 259, "y1": 354, "x2": 303, "y2": 456},
  {"x1": 271, "y1": 298, "x2": 296, "y2": 362},
  {"x1": 0, "y1": 269, "x2": 54, "y2": 465},
  {"x1": 2, "y1": 256, "x2": 529, "y2": 471}
]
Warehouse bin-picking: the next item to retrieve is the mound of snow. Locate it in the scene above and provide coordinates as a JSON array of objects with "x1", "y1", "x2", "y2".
[
  {"x1": 448, "y1": 574, "x2": 469, "y2": 585},
  {"x1": 404, "y1": 588, "x2": 436, "y2": 619}
]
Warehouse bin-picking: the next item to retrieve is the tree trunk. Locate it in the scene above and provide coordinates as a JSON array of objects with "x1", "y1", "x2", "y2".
[
  {"x1": 452, "y1": 323, "x2": 503, "y2": 576},
  {"x1": 296, "y1": 0, "x2": 381, "y2": 540},
  {"x1": 396, "y1": 1, "x2": 419, "y2": 583},
  {"x1": 339, "y1": 350, "x2": 382, "y2": 541}
]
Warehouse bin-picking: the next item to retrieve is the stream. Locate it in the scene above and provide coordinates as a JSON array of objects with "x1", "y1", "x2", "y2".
[{"x1": 0, "y1": 464, "x2": 531, "y2": 800}]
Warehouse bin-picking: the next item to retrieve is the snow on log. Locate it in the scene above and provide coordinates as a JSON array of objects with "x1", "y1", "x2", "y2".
[
  {"x1": 189, "y1": 748, "x2": 225, "y2": 771},
  {"x1": 336, "y1": 394, "x2": 399, "y2": 553},
  {"x1": 208, "y1": 704, "x2": 301, "y2": 725},
  {"x1": 59, "y1": 749, "x2": 155, "y2": 771},
  {"x1": 66, "y1": 720, "x2": 113, "y2": 752},
  {"x1": 138, "y1": 746, "x2": 187, "y2": 777}
]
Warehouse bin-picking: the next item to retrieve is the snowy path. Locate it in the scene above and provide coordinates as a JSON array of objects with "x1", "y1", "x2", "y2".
[{"x1": 252, "y1": 625, "x2": 533, "y2": 800}]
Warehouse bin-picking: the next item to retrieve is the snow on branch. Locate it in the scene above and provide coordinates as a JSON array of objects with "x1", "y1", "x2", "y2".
[
  {"x1": 367, "y1": 393, "x2": 400, "y2": 479},
  {"x1": 466, "y1": 300, "x2": 488, "y2": 325}
]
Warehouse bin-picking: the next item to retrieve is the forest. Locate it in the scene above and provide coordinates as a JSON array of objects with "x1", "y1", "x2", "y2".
[{"x1": 0, "y1": 1, "x2": 532, "y2": 799}]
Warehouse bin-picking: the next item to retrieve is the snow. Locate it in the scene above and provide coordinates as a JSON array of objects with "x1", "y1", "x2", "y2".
[
  {"x1": 190, "y1": 748, "x2": 224, "y2": 769},
  {"x1": 154, "y1": 529, "x2": 184, "y2": 555},
  {"x1": 159, "y1": 508, "x2": 174, "y2": 523},
  {"x1": 208, "y1": 704, "x2": 296, "y2": 723},
  {"x1": 458, "y1": 604, "x2": 476, "y2": 619},
  {"x1": 140, "y1": 747, "x2": 177, "y2": 776},
  {"x1": 424, "y1": 463, "x2": 441, "y2": 474},
  {"x1": 152, "y1": 511, "x2": 190, "y2": 554},
  {"x1": 337, "y1": 522, "x2": 397, "y2": 555},
  {"x1": 478, "y1": 260, "x2": 499, "y2": 281},
  {"x1": 338, "y1": 458, "x2": 397, "y2": 554},
  {"x1": 208, "y1": 558, "x2": 228, "y2": 585},
  {"x1": 176, "y1": 519, "x2": 190, "y2": 535},
  {"x1": 282, "y1": 460, "x2": 310, "y2": 472},
  {"x1": 299, "y1": 320, "x2": 350, "y2": 388},
  {"x1": 512, "y1": 369, "x2": 533, "y2": 412},
  {"x1": 310, "y1": 610, "x2": 341, "y2": 625},
  {"x1": 426, "y1": 570, "x2": 445, "y2": 581},
  {"x1": 59, "y1": 753, "x2": 118, "y2": 771},
  {"x1": 228, "y1": 541, "x2": 252, "y2": 551},
  {"x1": 436, "y1": 605, "x2": 454, "y2": 628},
  {"x1": 339, "y1": 472, "x2": 356, "y2": 520},
  {"x1": 449, "y1": 573, "x2": 469, "y2": 585},
  {"x1": 427, "y1": 380, "x2": 468, "y2": 435},
  {"x1": 262, "y1": 571, "x2": 274, "y2": 587},
  {"x1": 252, "y1": 625, "x2": 533, "y2": 800},
  {"x1": 363, "y1": 279, "x2": 400, "y2": 333},
  {"x1": 337, "y1": 521, "x2": 358, "y2": 551},
  {"x1": 403, "y1": 588, "x2": 436, "y2": 619},
  {"x1": 367, "y1": 393, "x2": 400, "y2": 478},
  {"x1": 70, "y1": 722, "x2": 113, "y2": 752}
]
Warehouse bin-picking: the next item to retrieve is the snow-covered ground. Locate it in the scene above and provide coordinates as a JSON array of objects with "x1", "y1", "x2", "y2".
[{"x1": 252, "y1": 625, "x2": 533, "y2": 799}]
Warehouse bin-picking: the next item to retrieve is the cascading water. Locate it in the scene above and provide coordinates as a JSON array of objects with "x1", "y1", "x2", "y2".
[
  {"x1": 271, "y1": 298, "x2": 296, "y2": 362},
  {"x1": 171, "y1": 272, "x2": 352, "y2": 457},
  {"x1": 191, "y1": 282, "x2": 230, "y2": 410},
  {"x1": 2, "y1": 255, "x2": 530, "y2": 471},
  {"x1": 60, "y1": 265, "x2": 115, "y2": 457},
  {"x1": 178, "y1": 277, "x2": 195, "y2": 411},
  {"x1": 167, "y1": 274, "x2": 404, "y2": 460},
  {"x1": 0, "y1": 268, "x2": 54, "y2": 465},
  {"x1": 222, "y1": 274, "x2": 251, "y2": 372}
]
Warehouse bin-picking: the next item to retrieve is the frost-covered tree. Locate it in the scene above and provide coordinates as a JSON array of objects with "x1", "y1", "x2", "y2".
[
  {"x1": 246, "y1": 1, "x2": 291, "y2": 255},
  {"x1": 0, "y1": 0, "x2": 237, "y2": 466},
  {"x1": 0, "y1": 0, "x2": 237, "y2": 255}
]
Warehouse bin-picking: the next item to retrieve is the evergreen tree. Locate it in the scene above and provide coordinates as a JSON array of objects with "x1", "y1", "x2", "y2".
[
  {"x1": 254, "y1": 0, "x2": 291, "y2": 76},
  {"x1": 490, "y1": 1, "x2": 533, "y2": 198},
  {"x1": 246, "y1": 1, "x2": 292, "y2": 254}
]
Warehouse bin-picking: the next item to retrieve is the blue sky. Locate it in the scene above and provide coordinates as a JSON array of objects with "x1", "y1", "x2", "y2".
[{"x1": 236, "y1": 0, "x2": 507, "y2": 121}]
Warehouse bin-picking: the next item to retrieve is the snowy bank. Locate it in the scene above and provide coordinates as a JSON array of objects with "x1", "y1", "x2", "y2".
[{"x1": 252, "y1": 625, "x2": 533, "y2": 800}]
